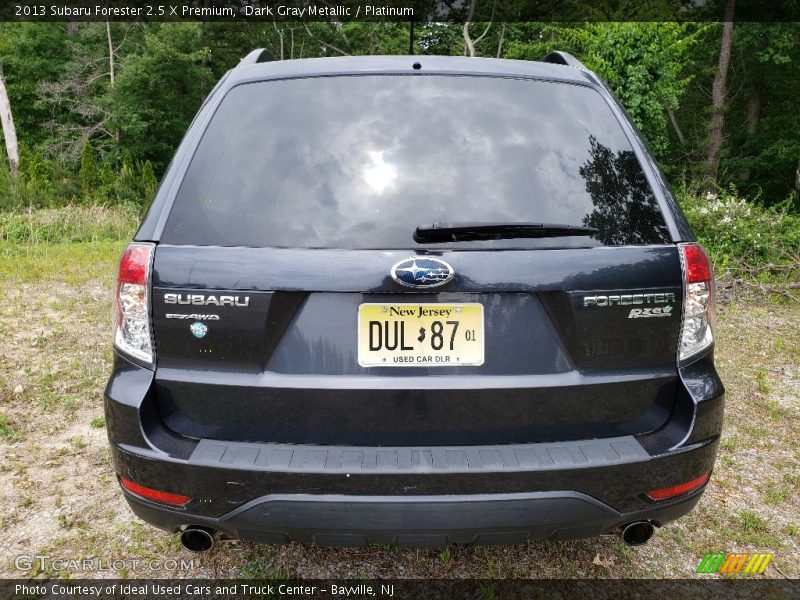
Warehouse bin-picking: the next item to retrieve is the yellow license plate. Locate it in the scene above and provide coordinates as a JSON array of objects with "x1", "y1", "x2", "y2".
[{"x1": 358, "y1": 303, "x2": 484, "y2": 367}]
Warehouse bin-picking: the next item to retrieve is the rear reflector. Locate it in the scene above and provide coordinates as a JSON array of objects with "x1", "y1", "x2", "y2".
[
  {"x1": 119, "y1": 476, "x2": 191, "y2": 507},
  {"x1": 647, "y1": 472, "x2": 710, "y2": 501}
]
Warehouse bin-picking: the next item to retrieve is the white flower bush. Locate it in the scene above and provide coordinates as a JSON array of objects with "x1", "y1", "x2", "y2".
[{"x1": 679, "y1": 186, "x2": 800, "y2": 272}]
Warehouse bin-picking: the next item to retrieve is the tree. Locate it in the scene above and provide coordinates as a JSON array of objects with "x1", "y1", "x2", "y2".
[
  {"x1": 723, "y1": 22, "x2": 800, "y2": 201},
  {"x1": 0, "y1": 62, "x2": 19, "y2": 176},
  {"x1": 0, "y1": 23, "x2": 72, "y2": 148},
  {"x1": 580, "y1": 137, "x2": 671, "y2": 245},
  {"x1": 705, "y1": 0, "x2": 736, "y2": 188},
  {"x1": 111, "y1": 23, "x2": 213, "y2": 172},
  {"x1": 79, "y1": 140, "x2": 97, "y2": 197},
  {"x1": 567, "y1": 23, "x2": 701, "y2": 159},
  {"x1": 140, "y1": 159, "x2": 157, "y2": 202}
]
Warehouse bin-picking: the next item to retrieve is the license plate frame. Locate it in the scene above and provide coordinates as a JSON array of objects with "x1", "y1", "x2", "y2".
[{"x1": 357, "y1": 303, "x2": 484, "y2": 368}]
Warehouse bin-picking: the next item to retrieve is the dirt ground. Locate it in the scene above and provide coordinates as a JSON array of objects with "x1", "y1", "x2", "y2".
[{"x1": 0, "y1": 241, "x2": 798, "y2": 579}]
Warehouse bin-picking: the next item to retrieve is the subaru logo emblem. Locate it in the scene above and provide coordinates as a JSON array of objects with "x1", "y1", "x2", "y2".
[
  {"x1": 391, "y1": 257, "x2": 454, "y2": 288},
  {"x1": 190, "y1": 322, "x2": 208, "y2": 338}
]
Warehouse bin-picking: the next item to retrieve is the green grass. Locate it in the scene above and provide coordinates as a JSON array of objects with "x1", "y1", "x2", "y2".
[
  {"x1": 89, "y1": 417, "x2": 106, "y2": 429},
  {"x1": 0, "y1": 411, "x2": 16, "y2": 440},
  {"x1": 238, "y1": 552, "x2": 290, "y2": 580},
  {"x1": 756, "y1": 369, "x2": 770, "y2": 394},
  {"x1": 763, "y1": 481, "x2": 790, "y2": 506},
  {"x1": 0, "y1": 239, "x2": 127, "y2": 284},
  {"x1": 0, "y1": 205, "x2": 139, "y2": 244},
  {"x1": 720, "y1": 511, "x2": 784, "y2": 547},
  {"x1": 0, "y1": 205, "x2": 136, "y2": 285},
  {"x1": 437, "y1": 547, "x2": 453, "y2": 567}
]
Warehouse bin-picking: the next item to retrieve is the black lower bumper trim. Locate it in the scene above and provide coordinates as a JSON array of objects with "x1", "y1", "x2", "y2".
[{"x1": 125, "y1": 489, "x2": 703, "y2": 547}]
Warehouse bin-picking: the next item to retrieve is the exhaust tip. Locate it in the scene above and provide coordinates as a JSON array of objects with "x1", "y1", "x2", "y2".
[
  {"x1": 180, "y1": 526, "x2": 215, "y2": 552},
  {"x1": 621, "y1": 521, "x2": 655, "y2": 546}
]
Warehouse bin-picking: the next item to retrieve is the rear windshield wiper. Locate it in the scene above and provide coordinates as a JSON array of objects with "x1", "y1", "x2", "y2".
[{"x1": 414, "y1": 222, "x2": 599, "y2": 243}]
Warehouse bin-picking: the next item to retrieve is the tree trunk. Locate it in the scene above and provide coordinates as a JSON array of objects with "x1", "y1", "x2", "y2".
[
  {"x1": 496, "y1": 23, "x2": 506, "y2": 58},
  {"x1": 739, "y1": 87, "x2": 761, "y2": 181},
  {"x1": 273, "y1": 21, "x2": 285, "y2": 60},
  {"x1": 106, "y1": 21, "x2": 120, "y2": 146},
  {"x1": 462, "y1": 0, "x2": 494, "y2": 58},
  {"x1": 0, "y1": 63, "x2": 20, "y2": 177},
  {"x1": 666, "y1": 108, "x2": 686, "y2": 144},
  {"x1": 705, "y1": 0, "x2": 736, "y2": 189},
  {"x1": 795, "y1": 157, "x2": 800, "y2": 194},
  {"x1": 106, "y1": 21, "x2": 115, "y2": 86},
  {"x1": 463, "y1": 0, "x2": 477, "y2": 57}
]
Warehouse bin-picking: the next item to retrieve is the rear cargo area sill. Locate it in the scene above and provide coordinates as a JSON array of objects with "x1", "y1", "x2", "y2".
[{"x1": 181, "y1": 436, "x2": 651, "y2": 474}]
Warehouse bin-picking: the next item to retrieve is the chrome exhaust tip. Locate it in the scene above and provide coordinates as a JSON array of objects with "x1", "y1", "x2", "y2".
[
  {"x1": 180, "y1": 526, "x2": 215, "y2": 552},
  {"x1": 620, "y1": 521, "x2": 655, "y2": 546}
]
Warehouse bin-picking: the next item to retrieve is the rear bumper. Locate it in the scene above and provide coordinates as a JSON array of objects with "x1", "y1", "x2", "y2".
[
  {"x1": 126, "y1": 489, "x2": 703, "y2": 546},
  {"x1": 105, "y1": 351, "x2": 724, "y2": 546}
]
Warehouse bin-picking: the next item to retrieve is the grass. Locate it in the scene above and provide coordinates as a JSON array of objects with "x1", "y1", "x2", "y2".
[
  {"x1": 0, "y1": 239, "x2": 128, "y2": 284},
  {"x1": 763, "y1": 481, "x2": 790, "y2": 506},
  {"x1": 0, "y1": 412, "x2": 16, "y2": 440},
  {"x1": 0, "y1": 204, "x2": 139, "y2": 244},
  {"x1": 0, "y1": 207, "x2": 798, "y2": 579}
]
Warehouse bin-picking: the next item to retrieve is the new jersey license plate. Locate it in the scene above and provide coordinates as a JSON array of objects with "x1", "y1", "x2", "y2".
[{"x1": 358, "y1": 303, "x2": 484, "y2": 367}]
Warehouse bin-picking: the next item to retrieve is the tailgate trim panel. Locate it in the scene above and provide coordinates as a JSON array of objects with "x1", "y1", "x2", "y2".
[{"x1": 188, "y1": 436, "x2": 650, "y2": 474}]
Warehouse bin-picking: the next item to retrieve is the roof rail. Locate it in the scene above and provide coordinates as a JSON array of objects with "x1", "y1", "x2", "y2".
[
  {"x1": 238, "y1": 48, "x2": 268, "y2": 67},
  {"x1": 541, "y1": 51, "x2": 586, "y2": 70}
]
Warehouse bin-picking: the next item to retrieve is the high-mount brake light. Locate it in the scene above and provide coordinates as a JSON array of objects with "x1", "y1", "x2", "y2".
[
  {"x1": 678, "y1": 243, "x2": 715, "y2": 362},
  {"x1": 114, "y1": 243, "x2": 154, "y2": 364}
]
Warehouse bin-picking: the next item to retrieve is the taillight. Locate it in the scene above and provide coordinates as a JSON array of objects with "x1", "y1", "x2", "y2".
[
  {"x1": 678, "y1": 243, "x2": 715, "y2": 362},
  {"x1": 114, "y1": 243, "x2": 154, "y2": 364},
  {"x1": 119, "y1": 476, "x2": 191, "y2": 507}
]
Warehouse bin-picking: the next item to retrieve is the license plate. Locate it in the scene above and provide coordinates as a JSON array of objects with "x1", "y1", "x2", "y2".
[{"x1": 358, "y1": 303, "x2": 484, "y2": 367}]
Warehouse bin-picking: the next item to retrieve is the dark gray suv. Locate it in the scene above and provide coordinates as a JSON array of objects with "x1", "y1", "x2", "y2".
[{"x1": 105, "y1": 52, "x2": 723, "y2": 552}]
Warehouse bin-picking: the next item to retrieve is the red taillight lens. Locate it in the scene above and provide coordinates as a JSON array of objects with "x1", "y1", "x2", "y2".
[
  {"x1": 678, "y1": 243, "x2": 715, "y2": 362},
  {"x1": 682, "y1": 243, "x2": 712, "y2": 284},
  {"x1": 647, "y1": 472, "x2": 710, "y2": 501},
  {"x1": 118, "y1": 244, "x2": 151, "y2": 284},
  {"x1": 119, "y1": 476, "x2": 191, "y2": 507},
  {"x1": 114, "y1": 243, "x2": 154, "y2": 364}
]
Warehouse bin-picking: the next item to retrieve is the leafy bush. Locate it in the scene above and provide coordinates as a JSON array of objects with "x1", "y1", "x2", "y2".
[
  {"x1": 0, "y1": 154, "x2": 158, "y2": 210},
  {"x1": 679, "y1": 186, "x2": 800, "y2": 281},
  {"x1": 0, "y1": 204, "x2": 140, "y2": 244}
]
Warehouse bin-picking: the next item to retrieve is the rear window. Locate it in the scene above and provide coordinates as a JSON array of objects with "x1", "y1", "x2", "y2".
[{"x1": 162, "y1": 75, "x2": 670, "y2": 249}]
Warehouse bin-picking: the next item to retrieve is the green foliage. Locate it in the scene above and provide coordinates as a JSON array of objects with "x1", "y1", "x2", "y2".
[
  {"x1": 99, "y1": 162, "x2": 115, "y2": 197},
  {"x1": 110, "y1": 23, "x2": 213, "y2": 171},
  {"x1": 679, "y1": 185, "x2": 800, "y2": 273},
  {"x1": 0, "y1": 205, "x2": 139, "y2": 244},
  {"x1": 722, "y1": 23, "x2": 800, "y2": 202},
  {"x1": 1, "y1": 20, "x2": 799, "y2": 271},
  {"x1": 0, "y1": 151, "x2": 55, "y2": 210},
  {"x1": 139, "y1": 160, "x2": 158, "y2": 203},
  {"x1": 79, "y1": 140, "x2": 98, "y2": 199},
  {"x1": 0, "y1": 23, "x2": 72, "y2": 147},
  {"x1": 0, "y1": 148, "x2": 158, "y2": 210},
  {"x1": 508, "y1": 22, "x2": 703, "y2": 158},
  {"x1": 113, "y1": 153, "x2": 140, "y2": 205},
  {"x1": 0, "y1": 412, "x2": 16, "y2": 440}
]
